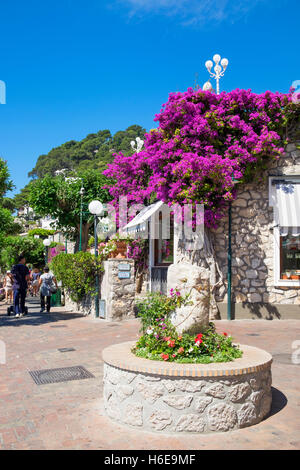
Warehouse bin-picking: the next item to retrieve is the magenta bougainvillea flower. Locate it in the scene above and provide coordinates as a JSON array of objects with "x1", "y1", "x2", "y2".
[
  {"x1": 104, "y1": 88, "x2": 297, "y2": 228},
  {"x1": 48, "y1": 244, "x2": 65, "y2": 262}
]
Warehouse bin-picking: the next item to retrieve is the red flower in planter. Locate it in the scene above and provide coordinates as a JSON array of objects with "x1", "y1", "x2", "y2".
[
  {"x1": 223, "y1": 332, "x2": 228, "y2": 336},
  {"x1": 178, "y1": 347, "x2": 184, "y2": 354},
  {"x1": 195, "y1": 333, "x2": 203, "y2": 346},
  {"x1": 161, "y1": 353, "x2": 169, "y2": 361},
  {"x1": 168, "y1": 340, "x2": 175, "y2": 348}
]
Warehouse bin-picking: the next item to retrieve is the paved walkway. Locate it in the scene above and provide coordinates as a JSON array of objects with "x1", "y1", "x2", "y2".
[{"x1": 0, "y1": 297, "x2": 299, "y2": 450}]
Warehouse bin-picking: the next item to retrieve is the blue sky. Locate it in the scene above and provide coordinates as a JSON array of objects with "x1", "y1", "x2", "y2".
[{"x1": 0, "y1": 0, "x2": 298, "y2": 195}]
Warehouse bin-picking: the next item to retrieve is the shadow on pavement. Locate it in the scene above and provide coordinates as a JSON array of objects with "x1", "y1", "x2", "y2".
[
  {"x1": 269, "y1": 386, "x2": 288, "y2": 417},
  {"x1": 0, "y1": 297, "x2": 84, "y2": 327}
]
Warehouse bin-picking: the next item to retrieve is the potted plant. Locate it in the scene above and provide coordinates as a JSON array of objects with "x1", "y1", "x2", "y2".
[
  {"x1": 108, "y1": 233, "x2": 132, "y2": 259},
  {"x1": 98, "y1": 240, "x2": 117, "y2": 259},
  {"x1": 291, "y1": 270, "x2": 300, "y2": 280}
]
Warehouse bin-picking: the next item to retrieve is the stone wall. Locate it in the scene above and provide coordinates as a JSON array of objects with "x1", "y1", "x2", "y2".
[
  {"x1": 213, "y1": 140, "x2": 300, "y2": 307},
  {"x1": 64, "y1": 259, "x2": 136, "y2": 321},
  {"x1": 168, "y1": 139, "x2": 300, "y2": 315},
  {"x1": 64, "y1": 291, "x2": 96, "y2": 316},
  {"x1": 103, "y1": 343, "x2": 272, "y2": 434},
  {"x1": 101, "y1": 258, "x2": 136, "y2": 321}
]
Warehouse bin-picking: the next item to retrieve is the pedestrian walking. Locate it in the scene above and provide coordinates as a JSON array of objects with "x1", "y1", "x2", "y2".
[
  {"x1": 3, "y1": 271, "x2": 13, "y2": 304},
  {"x1": 39, "y1": 266, "x2": 58, "y2": 313},
  {"x1": 31, "y1": 268, "x2": 41, "y2": 296},
  {"x1": 11, "y1": 255, "x2": 30, "y2": 317}
]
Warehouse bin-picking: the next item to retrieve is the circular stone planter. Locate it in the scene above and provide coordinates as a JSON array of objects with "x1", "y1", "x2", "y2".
[{"x1": 102, "y1": 341, "x2": 272, "y2": 434}]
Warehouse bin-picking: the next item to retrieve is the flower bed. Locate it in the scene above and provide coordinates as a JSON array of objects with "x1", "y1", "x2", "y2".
[{"x1": 132, "y1": 290, "x2": 242, "y2": 364}]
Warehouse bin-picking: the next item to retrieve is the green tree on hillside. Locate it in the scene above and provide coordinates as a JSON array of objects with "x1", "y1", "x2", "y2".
[
  {"x1": 28, "y1": 125, "x2": 146, "y2": 179},
  {"x1": 0, "y1": 158, "x2": 13, "y2": 197},
  {"x1": 13, "y1": 181, "x2": 36, "y2": 210},
  {"x1": 0, "y1": 159, "x2": 23, "y2": 270},
  {"x1": 29, "y1": 170, "x2": 112, "y2": 251}
]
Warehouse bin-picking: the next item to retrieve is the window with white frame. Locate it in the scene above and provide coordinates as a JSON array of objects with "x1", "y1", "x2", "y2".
[{"x1": 269, "y1": 177, "x2": 300, "y2": 286}]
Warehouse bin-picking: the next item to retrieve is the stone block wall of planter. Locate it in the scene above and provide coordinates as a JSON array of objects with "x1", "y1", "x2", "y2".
[{"x1": 103, "y1": 341, "x2": 273, "y2": 434}]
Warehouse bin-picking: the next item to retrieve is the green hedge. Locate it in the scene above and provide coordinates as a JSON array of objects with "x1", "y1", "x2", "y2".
[
  {"x1": 0, "y1": 235, "x2": 45, "y2": 271},
  {"x1": 50, "y1": 252, "x2": 103, "y2": 302},
  {"x1": 28, "y1": 228, "x2": 55, "y2": 239}
]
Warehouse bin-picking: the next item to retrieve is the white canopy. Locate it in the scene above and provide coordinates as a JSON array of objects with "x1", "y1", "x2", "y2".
[
  {"x1": 122, "y1": 200, "x2": 164, "y2": 233},
  {"x1": 270, "y1": 180, "x2": 300, "y2": 227}
]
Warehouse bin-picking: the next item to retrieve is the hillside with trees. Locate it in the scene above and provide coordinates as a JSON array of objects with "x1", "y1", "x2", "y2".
[
  {"x1": 12, "y1": 125, "x2": 146, "y2": 210},
  {"x1": 27, "y1": 125, "x2": 146, "y2": 180}
]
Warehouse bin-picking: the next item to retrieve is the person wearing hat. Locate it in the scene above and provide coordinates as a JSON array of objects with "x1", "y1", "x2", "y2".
[{"x1": 3, "y1": 270, "x2": 13, "y2": 304}]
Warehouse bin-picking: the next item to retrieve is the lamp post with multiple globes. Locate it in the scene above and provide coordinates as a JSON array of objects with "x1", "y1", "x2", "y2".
[
  {"x1": 204, "y1": 54, "x2": 228, "y2": 95},
  {"x1": 203, "y1": 54, "x2": 233, "y2": 320}
]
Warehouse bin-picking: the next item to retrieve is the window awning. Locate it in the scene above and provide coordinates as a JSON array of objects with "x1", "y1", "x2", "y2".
[
  {"x1": 122, "y1": 200, "x2": 164, "y2": 233},
  {"x1": 280, "y1": 227, "x2": 300, "y2": 237},
  {"x1": 271, "y1": 180, "x2": 300, "y2": 227}
]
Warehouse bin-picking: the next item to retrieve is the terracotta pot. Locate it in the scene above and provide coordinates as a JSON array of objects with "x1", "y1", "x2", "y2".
[
  {"x1": 108, "y1": 241, "x2": 128, "y2": 259},
  {"x1": 282, "y1": 274, "x2": 288, "y2": 280},
  {"x1": 291, "y1": 275, "x2": 300, "y2": 280}
]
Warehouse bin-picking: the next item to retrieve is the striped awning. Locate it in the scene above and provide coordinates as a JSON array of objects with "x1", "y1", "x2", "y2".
[
  {"x1": 272, "y1": 181, "x2": 300, "y2": 227},
  {"x1": 122, "y1": 200, "x2": 164, "y2": 233},
  {"x1": 280, "y1": 227, "x2": 300, "y2": 237}
]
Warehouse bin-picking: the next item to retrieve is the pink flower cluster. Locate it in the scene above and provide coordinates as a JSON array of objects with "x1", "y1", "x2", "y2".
[
  {"x1": 104, "y1": 88, "x2": 296, "y2": 228},
  {"x1": 127, "y1": 238, "x2": 148, "y2": 273},
  {"x1": 48, "y1": 244, "x2": 65, "y2": 262}
]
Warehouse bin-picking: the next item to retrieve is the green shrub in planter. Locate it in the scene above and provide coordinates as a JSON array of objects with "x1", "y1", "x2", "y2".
[
  {"x1": 133, "y1": 291, "x2": 242, "y2": 364},
  {"x1": 88, "y1": 236, "x2": 95, "y2": 248},
  {"x1": 50, "y1": 252, "x2": 103, "y2": 303}
]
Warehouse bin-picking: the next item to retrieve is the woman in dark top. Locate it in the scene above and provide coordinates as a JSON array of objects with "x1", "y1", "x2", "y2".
[{"x1": 11, "y1": 254, "x2": 30, "y2": 317}]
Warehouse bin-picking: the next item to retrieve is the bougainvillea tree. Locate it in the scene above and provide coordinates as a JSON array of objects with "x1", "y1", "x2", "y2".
[
  {"x1": 105, "y1": 88, "x2": 299, "y2": 225},
  {"x1": 104, "y1": 88, "x2": 300, "y2": 316}
]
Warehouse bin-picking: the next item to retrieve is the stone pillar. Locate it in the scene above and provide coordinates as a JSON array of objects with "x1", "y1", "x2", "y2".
[
  {"x1": 101, "y1": 258, "x2": 135, "y2": 321},
  {"x1": 167, "y1": 263, "x2": 210, "y2": 334}
]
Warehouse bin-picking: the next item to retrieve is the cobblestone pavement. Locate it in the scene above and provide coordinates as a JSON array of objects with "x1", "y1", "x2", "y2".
[{"x1": 0, "y1": 297, "x2": 299, "y2": 450}]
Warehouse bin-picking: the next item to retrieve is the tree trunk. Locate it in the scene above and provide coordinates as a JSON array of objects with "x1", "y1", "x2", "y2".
[
  {"x1": 199, "y1": 228, "x2": 224, "y2": 320},
  {"x1": 74, "y1": 222, "x2": 90, "y2": 252},
  {"x1": 177, "y1": 227, "x2": 224, "y2": 321},
  {"x1": 136, "y1": 272, "x2": 144, "y2": 293}
]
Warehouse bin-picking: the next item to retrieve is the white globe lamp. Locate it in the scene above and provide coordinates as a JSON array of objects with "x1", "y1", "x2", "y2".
[
  {"x1": 88, "y1": 200, "x2": 103, "y2": 216},
  {"x1": 43, "y1": 238, "x2": 51, "y2": 247},
  {"x1": 203, "y1": 81, "x2": 213, "y2": 91}
]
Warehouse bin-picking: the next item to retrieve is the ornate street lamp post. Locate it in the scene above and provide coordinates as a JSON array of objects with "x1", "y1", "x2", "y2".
[
  {"x1": 130, "y1": 137, "x2": 144, "y2": 154},
  {"x1": 79, "y1": 186, "x2": 85, "y2": 251},
  {"x1": 88, "y1": 200, "x2": 103, "y2": 318},
  {"x1": 204, "y1": 54, "x2": 233, "y2": 320},
  {"x1": 204, "y1": 54, "x2": 228, "y2": 95}
]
